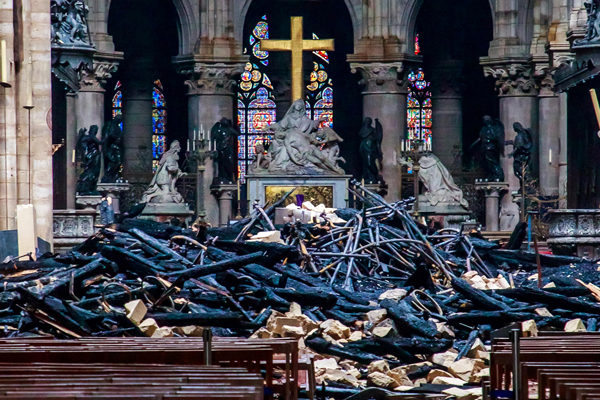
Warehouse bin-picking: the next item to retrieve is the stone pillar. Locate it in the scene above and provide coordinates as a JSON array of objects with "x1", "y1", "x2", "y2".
[
  {"x1": 75, "y1": 58, "x2": 119, "y2": 184},
  {"x1": 431, "y1": 61, "x2": 463, "y2": 169},
  {"x1": 122, "y1": 58, "x2": 153, "y2": 184},
  {"x1": 350, "y1": 62, "x2": 405, "y2": 201},
  {"x1": 213, "y1": 184, "x2": 236, "y2": 226},
  {"x1": 475, "y1": 181, "x2": 509, "y2": 232},
  {"x1": 536, "y1": 69, "x2": 560, "y2": 196},
  {"x1": 558, "y1": 91, "x2": 568, "y2": 208},
  {"x1": 65, "y1": 93, "x2": 77, "y2": 209},
  {"x1": 483, "y1": 63, "x2": 539, "y2": 230},
  {"x1": 177, "y1": 61, "x2": 242, "y2": 226}
]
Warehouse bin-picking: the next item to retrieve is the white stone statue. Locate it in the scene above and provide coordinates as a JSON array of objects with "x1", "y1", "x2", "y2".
[
  {"x1": 141, "y1": 140, "x2": 186, "y2": 204},
  {"x1": 417, "y1": 153, "x2": 468, "y2": 208},
  {"x1": 256, "y1": 99, "x2": 345, "y2": 175}
]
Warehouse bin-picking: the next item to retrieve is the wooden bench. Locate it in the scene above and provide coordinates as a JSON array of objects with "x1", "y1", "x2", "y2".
[
  {"x1": 490, "y1": 333, "x2": 600, "y2": 399},
  {"x1": 0, "y1": 363, "x2": 263, "y2": 400},
  {"x1": 0, "y1": 336, "x2": 302, "y2": 399}
]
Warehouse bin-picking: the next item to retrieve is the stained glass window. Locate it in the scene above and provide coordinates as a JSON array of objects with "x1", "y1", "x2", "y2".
[
  {"x1": 305, "y1": 34, "x2": 333, "y2": 128},
  {"x1": 237, "y1": 15, "x2": 276, "y2": 181},
  {"x1": 112, "y1": 81, "x2": 123, "y2": 129},
  {"x1": 406, "y1": 68, "x2": 432, "y2": 147},
  {"x1": 152, "y1": 79, "x2": 167, "y2": 172},
  {"x1": 414, "y1": 34, "x2": 421, "y2": 55}
]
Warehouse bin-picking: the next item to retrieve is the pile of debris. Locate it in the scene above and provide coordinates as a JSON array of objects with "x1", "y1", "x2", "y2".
[{"x1": 0, "y1": 183, "x2": 599, "y2": 398}]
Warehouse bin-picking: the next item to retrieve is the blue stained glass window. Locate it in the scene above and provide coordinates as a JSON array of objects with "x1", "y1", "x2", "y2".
[
  {"x1": 152, "y1": 79, "x2": 167, "y2": 172},
  {"x1": 406, "y1": 68, "x2": 432, "y2": 146},
  {"x1": 112, "y1": 81, "x2": 124, "y2": 129},
  {"x1": 238, "y1": 15, "x2": 276, "y2": 182},
  {"x1": 306, "y1": 54, "x2": 334, "y2": 128}
]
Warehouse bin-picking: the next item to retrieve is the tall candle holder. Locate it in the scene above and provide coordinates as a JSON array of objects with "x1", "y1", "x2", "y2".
[
  {"x1": 398, "y1": 138, "x2": 431, "y2": 216},
  {"x1": 190, "y1": 131, "x2": 216, "y2": 219}
]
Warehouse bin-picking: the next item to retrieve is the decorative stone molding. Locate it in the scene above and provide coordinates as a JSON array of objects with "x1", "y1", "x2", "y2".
[
  {"x1": 78, "y1": 59, "x2": 119, "y2": 92},
  {"x1": 177, "y1": 62, "x2": 244, "y2": 96},
  {"x1": 482, "y1": 63, "x2": 538, "y2": 97},
  {"x1": 349, "y1": 62, "x2": 404, "y2": 93}
]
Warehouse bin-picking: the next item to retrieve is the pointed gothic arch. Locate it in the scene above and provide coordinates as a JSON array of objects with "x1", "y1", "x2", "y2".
[
  {"x1": 401, "y1": 0, "x2": 495, "y2": 54},
  {"x1": 235, "y1": 0, "x2": 360, "y2": 47},
  {"x1": 104, "y1": 0, "x2": 198, "y2": 55}
]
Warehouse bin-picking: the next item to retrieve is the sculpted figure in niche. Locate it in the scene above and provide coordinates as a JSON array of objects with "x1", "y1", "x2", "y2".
[
  {"x1": 142, "y1": 140, "x2": 186, "y2": 204},
  {"x1": 507, "y1": 122, "x2": 533, "y2": 181},
  {"x1": 101, "y1": 115, "x2": 124, "y2": 183},
  {"x1": 211, "y1": 118, "x2": 237, "y2": 184},
  {"x1": 75, "y1": 125, "x2": 101, "y2": 195},
  {"x1": 358, "y1": 117, "x2": 384, "y2": 184},
  {"x1": 418, "y1": 153, "x2": 469, "y2": 208},
  {"x1": 578, "y1": 0, "x2": 600, "y2": 43},
  {"x1": 51, "y1": 0, "x2": 92, "y2": 46},
  {"x1": 470, "y1": 115, "x2": 505, "y2": 182},
  {"x1": 262, "y1": 99, "x2": 344, "y2": 175}
]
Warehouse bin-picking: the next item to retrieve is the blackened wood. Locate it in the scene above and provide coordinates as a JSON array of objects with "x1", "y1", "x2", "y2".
[
  {"x1": 447, "y1": 310, "x2": 535, "y2": 326},
  {"x1": 100, "y1": 245, "x2": 166, "y2": 277},
  {"x1": 305, "y1": 335, "x2": 382, "y2": 365},
  {"x1": 272, "y1": 287, "x2": 338, "y2": 308},
  {"x1": 498, "y1": 287, "x2": 600, "y2": 313},
  {"x1": 454, "y1": 330, "x2": 478, "y2": 361},
  {"x1": 451, "y1": 276, "x2": 510, "y2": 311},
  {"x1": 380, "y1": 299, "x2": 438, "y2": 338},
  {"x1": 167, "y1": 251, "x2": 264, "y2": 281},
  {"x1": 148, "y1": 311, "x2": 255, "y2": 329}
]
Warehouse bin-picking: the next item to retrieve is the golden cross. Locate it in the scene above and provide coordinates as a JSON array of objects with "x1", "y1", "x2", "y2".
[{"x1": 261, "y1": 16, "x2": 334, "y2": 101}]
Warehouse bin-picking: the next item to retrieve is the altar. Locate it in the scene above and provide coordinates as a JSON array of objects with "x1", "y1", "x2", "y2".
[{"x1": 246, "y1": 174, "x2": 351, "y2": 209}]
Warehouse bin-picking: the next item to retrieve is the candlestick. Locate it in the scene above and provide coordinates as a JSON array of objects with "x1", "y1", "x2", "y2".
[
  {"x1": 0, "y1": 40, "x2": 8, "y2": 86},
  {"x1": 187, "y1": 139, "x2": 190, "y2": 151},
  {"x1": 549, "y1": 148, "x2": 552, "y2": 164},
  {"x1": 72, "y1": 149, "x2": 75, "y2": 163},
  {"x1": 237, "y1": 180, "x2": 240, "y2": 202}
]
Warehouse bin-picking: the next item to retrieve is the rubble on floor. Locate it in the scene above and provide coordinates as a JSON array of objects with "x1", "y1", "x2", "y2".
[{"x1": 0, "y1": 183, "x2": 599, "y2": 399}]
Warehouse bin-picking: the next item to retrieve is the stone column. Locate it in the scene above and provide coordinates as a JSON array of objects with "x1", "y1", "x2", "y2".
[
  {"x1": 213, "y1": 184, "x2": 236, "y2": 226},
  {"x1": 558, "y1": 91, "x2": 568, "y2": 208},
  {"x1": 475, "y1": 181, "x2": 509, "y2": 232},
  {"x1": 431, "y1": 61, "x2": 463, "y2": 169},
  {"x1": 65, "y1": 93, "x2": 77, "y2": 209},
  {"x1": 122, "y1": 58, "x2": 153, "y2": 185},
  {"x1": 350, "y1": 62, "x2": 405, "y2": 201},
  {"x1": 483, "y1": 62, "x2": 539, "y2": 230},
  {"x1": 536, "y1": 68, "x2": 560, "y2": 196},
  {"x1": 177, "y1": 61, "x2": 242, "y2": 226},
  {"x1": 75, "y1": 58, "x2": 119, "y2": 182}
]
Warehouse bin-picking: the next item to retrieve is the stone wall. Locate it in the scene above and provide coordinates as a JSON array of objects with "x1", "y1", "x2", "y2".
[{"x1": 0, "y1": 0, "x2": 53, "y2": 245}]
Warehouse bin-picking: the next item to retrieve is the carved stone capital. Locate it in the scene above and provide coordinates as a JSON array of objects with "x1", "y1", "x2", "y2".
[
  {"x1": 534, "y1": 65, "x2": 556, "y2": 97},
  {"x1": 177, "y1": 62, "x2": 244, "y2": 96},
  {"x1": 483, "y1": 63, "x2": 538, "y2": 97},
  {"x1": 350, "y1": 62, "x2": 404, "y2": 93},
  {"x1": 78, "y1": 59, "x2": 119, "y2": 92}
]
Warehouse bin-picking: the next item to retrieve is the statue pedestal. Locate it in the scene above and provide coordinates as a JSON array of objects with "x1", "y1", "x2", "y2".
[
  {"x1": 417, "y1": 196, "x2": 471, "y2": 230},
  {"x1": 140, "y1": 203, "x2": 194, "y2": 226},
  {"x1": 246, "y1": 174, "x2": 351, "y2": 209},
  {"x1": 211, "y1": 184, "x2": 237, "y2": 227},
  {"x1": 475, "y1": 181, "x2": 509, "y2": 232},
  {"x1": 97, "y1": 182, "x2": 131, "y2": 214},
  {"x1": 75, "y1": 194, "x2": 102, "y2": 211}
]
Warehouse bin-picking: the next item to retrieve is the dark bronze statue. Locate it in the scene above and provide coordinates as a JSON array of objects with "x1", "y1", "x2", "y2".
[
  {"x1": 101, "y1": 114, "x2": 124, "y2": 183},
  {"x1": 358, "y1": 117, "x2": 384, "y2": 184},
  {"x1": 50, "y1": 0, "x2": 92, "y2": 46},
  {"x1": 211, "y1": 118, "x2": 237, "y2": 184},
  {"x1": 507, "y1": 122, "x2": 533, "y2": 181},
  {"x1": 470, "y1": 115, "x2": 505, "y2": 182},
  {"x1": 576, "y1": 0, "x2": 600, "y2": 44},
  {"x1": 75, "y1": 125, "x2": 101, "y2": 194}
]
